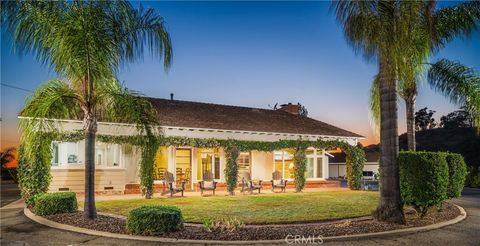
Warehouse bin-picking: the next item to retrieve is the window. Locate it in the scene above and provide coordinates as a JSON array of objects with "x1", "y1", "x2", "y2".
[
  {"x1": 51, "y1": 141, "x2": 124, "y2": 168},
  {"x1": 316, "y1": 157, "x2": 323, "y2": 178},
  {"x1": 306, "y1": 158, "x2": 314, "y2": 178},
  {"x1": 95, "y1": 142, "x2": 122, "y2": 167},
  {"x1": 275, "y1": 149, "x2": 323, "y2": 179},
  {"x1": 273, "y1": 151, "x2": 294, "y2": 179},
  {"x1": 51, "y1": 141, "x2": 83, "y2": 167},
  {"x1": 237, "y1": 152, "x2": 251, "y2": 175},
  {"x1": 305, "y1": 149, "x2": 315, "y2": 178},
  {"x1": 197, "y1": 148, "x2": 220, "y2": 180}
]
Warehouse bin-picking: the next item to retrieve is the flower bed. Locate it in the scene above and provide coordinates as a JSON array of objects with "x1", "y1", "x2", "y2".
[{"x1": 43, "y1": 202, "x2": 460, "y2": 241}]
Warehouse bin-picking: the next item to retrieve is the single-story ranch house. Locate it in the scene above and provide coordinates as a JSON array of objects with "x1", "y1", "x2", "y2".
[{"x1": 23, "y1": 98, "x2": 364, "y2": 194}]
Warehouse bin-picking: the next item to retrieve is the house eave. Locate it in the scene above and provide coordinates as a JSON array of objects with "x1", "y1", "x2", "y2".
[{"x1": 18, "y1": 116, "x2": 363, "y2": 144}]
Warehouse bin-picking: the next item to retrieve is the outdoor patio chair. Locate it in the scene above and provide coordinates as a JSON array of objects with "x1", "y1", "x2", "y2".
[
  {"x1": 161, "y1": 171, "x2": 185, "y2": 197},
  {"x1": 240, "y1": 172, "x2": 262, "y2": 194},
  {"x1": 198, "y1": 171, "x2": 217, "y2": 196},
  {"x1": 156, "y1": 167, "x2": 166, "y2": 180},
  {"x1": 271, "y1": 171, "x2": 287, "y2": 192}
]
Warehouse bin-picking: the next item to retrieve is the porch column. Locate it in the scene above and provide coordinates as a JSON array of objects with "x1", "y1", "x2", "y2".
[
  {"x1": 322, "y1": 149, "x2": 328, "y2": 179},
  {"x1": 167, "y1": 146, "x2": 175, "y2": 175}
]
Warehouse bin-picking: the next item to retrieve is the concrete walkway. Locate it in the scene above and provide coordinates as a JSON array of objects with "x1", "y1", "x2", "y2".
[{"x1": 1, "y1": 188, "x2": 479, "y2": 245}]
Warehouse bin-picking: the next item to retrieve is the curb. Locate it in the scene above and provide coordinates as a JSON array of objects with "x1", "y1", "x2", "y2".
[{"x1": 24, "y1": 205, "x2": 467, "y2": 245}]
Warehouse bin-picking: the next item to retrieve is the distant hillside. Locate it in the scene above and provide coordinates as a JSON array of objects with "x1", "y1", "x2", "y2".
[
  {"x1": 367, "y1": 127, "x2": 480, "y2": 167},
  {"x1": 400, "y1": 127, "x2": 480, "y2": 167}
]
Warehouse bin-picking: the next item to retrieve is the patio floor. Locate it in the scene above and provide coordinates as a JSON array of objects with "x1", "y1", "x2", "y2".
[{"x1": 78, "y1": 186, "x2": 349, "y2": 201}]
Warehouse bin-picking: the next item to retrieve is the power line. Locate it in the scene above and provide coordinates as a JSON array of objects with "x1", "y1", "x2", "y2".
[{"x1": 0, "y1": 83, "x2": 33, "y2": 93}]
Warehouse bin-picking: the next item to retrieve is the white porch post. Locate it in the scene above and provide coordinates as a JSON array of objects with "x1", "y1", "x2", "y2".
[
  {"x1": 167, "y1": 146, "x2": 175, "y2": 175},
  {"x1": 322, "y1": 149, "x2": 328, "y2": 179},
  {"x1": 191, "y1": 148, "x2": 197, "y2": 190},
  {"x1": 219, "y1": 148, "x2": 225, "y2": 181}
]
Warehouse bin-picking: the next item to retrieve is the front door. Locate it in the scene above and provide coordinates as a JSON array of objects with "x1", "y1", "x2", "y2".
[{"x1": 175, "y1": 148, "x2": 192, "y2": 188}]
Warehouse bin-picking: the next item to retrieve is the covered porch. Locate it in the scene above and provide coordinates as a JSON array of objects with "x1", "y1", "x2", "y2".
[{"x1": 125, "y1": 145, "x2": 339, "y2": 194}]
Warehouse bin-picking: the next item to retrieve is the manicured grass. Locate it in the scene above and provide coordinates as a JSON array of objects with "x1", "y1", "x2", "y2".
[{"x1": 92, "y1": 191, "x2": 378, "y2": 224}]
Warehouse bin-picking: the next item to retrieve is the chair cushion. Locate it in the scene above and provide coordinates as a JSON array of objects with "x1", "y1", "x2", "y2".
[
  {"x1": 203, "y1": 181, "x2": 214, "y2": 188},
  {"x1": 273, "y1": 180, "x2": 283, "y2": 186}
]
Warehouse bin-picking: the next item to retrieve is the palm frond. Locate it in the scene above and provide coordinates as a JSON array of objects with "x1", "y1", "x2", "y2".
[
  {"x1": 427, "y1": 59, "x2": 480, "y2": 131},
  {"x1": 432, "y1": 1, "x2": 480, "y2": 49},
  {"x1": 110, "y1": 3, "x2": 173, "y2": 71},
  {"x1": 369, "y1": 74, "x2": 381, "y2": 135},
  {"x1": 1, "y1": 1, "x2": 172, "y2": 86},
  {"x1": 19, "y1": 79, "x2": 81, "y2": 160},
  {"x1": 96, "y1": 79, "x2": 159, "y2": 136}
]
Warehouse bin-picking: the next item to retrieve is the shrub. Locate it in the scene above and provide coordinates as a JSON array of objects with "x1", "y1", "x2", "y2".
[
  {"x1": 202, "y1": 217, "x2": 244, "y2": 232},
  {"x1": 127, "y1": 205, "x2": 183, "y2": 235},
  {"x1": 465, "y1": 166, "x2": 480, "y2": 188},
  {"x1": 25, "y1": 192, "x2": 44, "y2": 208},
  {"x1": 399, "y1": 151, "x2": 449, "y2": 216},
  {"x1": 445, "y1": 153, "x2": 467, "y2": 198},
  {"x1": 34, "y1": 192, "x2": 78, "y2": 216}
]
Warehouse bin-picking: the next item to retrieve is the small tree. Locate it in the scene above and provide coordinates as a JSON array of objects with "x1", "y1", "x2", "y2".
[
  {"x1": 440, "y1": 108, "x2": 473, "y2": 129},
  {"x1": 415, "y1": 107, "x2": 437, "y2": 131}
]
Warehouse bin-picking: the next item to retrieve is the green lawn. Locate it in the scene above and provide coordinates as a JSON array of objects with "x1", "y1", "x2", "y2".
[{"x1": 92, "y1": 191, "x2": 379, "y2": 224}]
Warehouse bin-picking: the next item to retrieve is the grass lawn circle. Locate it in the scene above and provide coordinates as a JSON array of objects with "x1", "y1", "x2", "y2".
[{"x1": 91, "y1": 190, "x2": 379, "y2": 224}]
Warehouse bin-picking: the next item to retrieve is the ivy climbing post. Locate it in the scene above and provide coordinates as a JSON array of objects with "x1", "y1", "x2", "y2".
[
  {"x1": 17, "y1": 132, "x2": 54, "y2": 205},
  {"x1": 345, "y1": 146, "x2": 366, "y2": 190},
  {"x1": 293, "y1": 142, "x2": 307, "y2": 192},
  {"x1": 139, "y1": 136, "x2": 159, "y2": 199},
  {"x1": 224, "y1": 144, "x2": 239, "y2": 195}
]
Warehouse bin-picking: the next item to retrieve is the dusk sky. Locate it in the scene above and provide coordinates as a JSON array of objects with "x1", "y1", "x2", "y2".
[{"x1": 1, "y1": 1, "x2": 479, "y2": 149}]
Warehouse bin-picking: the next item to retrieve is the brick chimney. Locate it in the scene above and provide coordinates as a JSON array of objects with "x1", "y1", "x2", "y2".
[{"x1": 277, "y1": 103, "x2": 300, "y2": 114}]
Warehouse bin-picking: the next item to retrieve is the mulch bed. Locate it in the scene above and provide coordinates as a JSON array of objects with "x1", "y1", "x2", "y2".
[{"x1": 44, "y1": 202, "x2": 460, "y2": 241}]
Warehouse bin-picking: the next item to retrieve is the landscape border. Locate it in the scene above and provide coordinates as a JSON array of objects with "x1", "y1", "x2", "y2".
[{"x1": 24, "y1": 205, "x2": 466, "y2": 245}]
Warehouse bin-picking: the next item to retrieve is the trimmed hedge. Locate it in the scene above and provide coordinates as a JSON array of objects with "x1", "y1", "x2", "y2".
[
  {"x1": 445, "y1": 153, "x2": 467, "y2": 198},
  {"x1": 399, "y1": 151, "x2": 449, "y2": 216},
  {"x1": 465, "y1": 166, "x2": 480, "y2": 188},
  {"x1": 127, "y1": 205, "x2": 183, "y2": 235},
  {"x1": 34, "y1": 192, "x2": 78, "y2": 216}
]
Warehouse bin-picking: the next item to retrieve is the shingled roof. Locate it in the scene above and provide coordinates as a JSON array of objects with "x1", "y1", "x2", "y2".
[{"x1": 147, "y1": 98, "x2": 363, "y2": 138}]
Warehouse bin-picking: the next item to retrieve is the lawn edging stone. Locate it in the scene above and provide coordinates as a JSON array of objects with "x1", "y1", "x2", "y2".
[{"x1": 24, "y1": 204, "x2": 467, "y2": 244}]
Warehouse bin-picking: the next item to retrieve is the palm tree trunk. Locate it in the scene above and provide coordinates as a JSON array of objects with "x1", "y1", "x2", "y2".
[
  {"x1": 405, "y1": 91, "x2": 416, "y2": 151},
  {"x1": 84, "y1": 111, "x2": 97, "y2": 219},
  {"x1": 374, "y1": 57, "x2": 405, "y2": 224}
]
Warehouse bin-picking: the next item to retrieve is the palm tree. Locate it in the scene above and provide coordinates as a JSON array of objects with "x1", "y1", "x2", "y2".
[
  {"x1": 333, "y1": 1, "x2": 436, "y2": 224},
  {"x1": 369, "y1": 1, "x2": 480, "y2": 151},
  {"x1": 1, "y1": 1, "x2": 172, "y2": 219}
]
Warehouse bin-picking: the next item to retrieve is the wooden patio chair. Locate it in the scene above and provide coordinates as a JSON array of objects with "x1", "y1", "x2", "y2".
[
  {"x1": 156, "y1": 167, "x2": 166, "y2": 180},
  {"x1": 240, "y1": 172, "x2": 262, "y2": 194},
  {"x1": 198, "y1": 171, "x2": 217, "y2": 196},
  {"x1": 271, "y1": 171, "x2": 287, "y2": 192},
  {"x1": 161, "y1": 171, "x2": 185, "y2": 197}
]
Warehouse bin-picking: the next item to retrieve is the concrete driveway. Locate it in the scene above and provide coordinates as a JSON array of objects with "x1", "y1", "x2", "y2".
[{"x1": 1, "y1": 188, "x2": 479, "y2": 246}]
